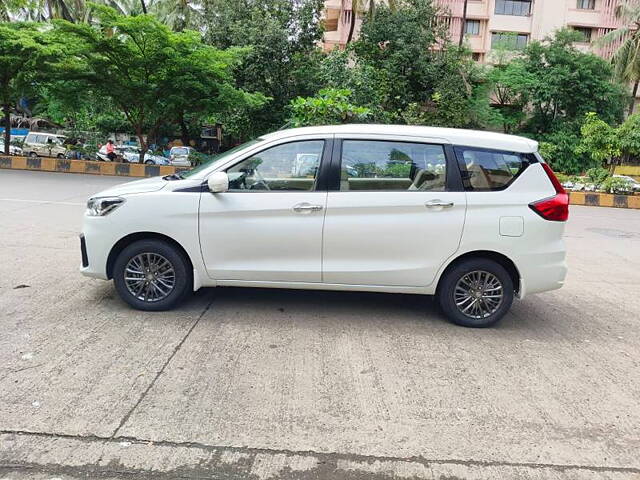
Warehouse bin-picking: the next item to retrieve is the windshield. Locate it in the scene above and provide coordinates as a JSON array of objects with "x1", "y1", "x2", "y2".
[
  {"x1": 181, "y1": 139, "x2": 262, "y2": 179},
  {"x1": 172, "y1": 147, "x2": 189, "y2": 155}
]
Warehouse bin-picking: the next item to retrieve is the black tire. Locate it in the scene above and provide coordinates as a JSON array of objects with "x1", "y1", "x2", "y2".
[
  {"x1": 57, "y1": 153, "x2": 65, "y2": 159},
  {"x1": 113, "y1": 239, "x2": 192, "y2": 311},
  {"x1": 144, "y1": 159, "x2": 154, "y2": 165},
  {"x1": 29, "y1": 152, "x2": 38, "y2": 158},
  {"x1": 437, "y1": 258, "x2": 514, "y2": 328}
]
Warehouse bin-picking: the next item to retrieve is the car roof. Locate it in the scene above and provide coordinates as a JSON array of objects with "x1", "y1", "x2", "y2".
[
  {"x1": 261, "y1": 125, "x2": 538, "y2": 153},
  {"x1": 28, "y1": 132, "x2": 65, "y2": 137}
]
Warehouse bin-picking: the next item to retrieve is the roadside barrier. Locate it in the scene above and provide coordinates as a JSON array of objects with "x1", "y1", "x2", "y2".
[
  {"x1": 569, "y1": 191, "x2": 640, "y2": 209},
  {"x1": 0, "y1": 155, "x2": 189, "y2": 178},
  {"x1": 1, "y1": 154, "x2": 639, "y2": 209}
]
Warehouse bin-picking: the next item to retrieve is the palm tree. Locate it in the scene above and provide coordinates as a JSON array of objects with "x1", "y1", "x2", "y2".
[
  {"x1": 149, "y1": 0, "x2": 202, "y2": 31},
  {"x1": 599, "y1": 2, "x2": 640, "y2": 115}
]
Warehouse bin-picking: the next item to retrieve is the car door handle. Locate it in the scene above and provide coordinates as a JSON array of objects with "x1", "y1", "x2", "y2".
[
  {"x1": 425, "y1": 199, "x2": 454, "y2": 208},
  {"x1": 292, "y1": 202, "x2": 323, "y2": 213}
]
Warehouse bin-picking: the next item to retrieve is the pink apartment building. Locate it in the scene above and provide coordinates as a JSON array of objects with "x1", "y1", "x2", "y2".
[{"x1": 322, "y1": 0, "x2": 629, "y2": 62}]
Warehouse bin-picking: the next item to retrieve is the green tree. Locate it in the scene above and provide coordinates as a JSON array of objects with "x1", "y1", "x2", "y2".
[
  {"x1": 288, "y1": 88, "x2": 371, "y2": 127},
  {"x1": 0, "y1": 22, "x2": 49, "y2": 154},
  {"x1": 598, "y1": 2, "x2": 640, "y2": 115},
  {"x1": 575, "y1": 112, "x2": 620, "y2": 167},
  {"x1": 52, "y1": 6, "x2": 265, "y2": 158},
  {"x1": 519, "y1": 29, "x2": 626, "y2": 135},
  {"x1": 203, "y1": 0, "x2": 324, "y2": 138},
  {"x1": 351, "y1": 0, "x2": 485, "y2": 127}
]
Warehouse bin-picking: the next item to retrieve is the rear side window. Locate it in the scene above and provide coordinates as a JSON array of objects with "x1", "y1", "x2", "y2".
[
  {"x1": 454, "y1": 146, "x2": 532, "y2": 191},
  {"x1": 339, "y1": 140, "x2": 447, "y2": 191}
]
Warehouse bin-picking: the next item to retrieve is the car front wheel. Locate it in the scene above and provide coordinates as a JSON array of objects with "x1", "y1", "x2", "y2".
[
  {"x1": 113, "y1": 239, "x2": 192, "y2": 311},
  {"x1": 437, "y1": 258, "x2": 514, "y2": 328}
]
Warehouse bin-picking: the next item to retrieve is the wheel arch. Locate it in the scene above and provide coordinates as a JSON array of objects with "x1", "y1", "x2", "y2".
[
  {"x1": 436, "y1": 250, "x2": 520, "y2": 295},
  {"x1": 106, "y1": 232, "x2": 193, "y2": 280}
]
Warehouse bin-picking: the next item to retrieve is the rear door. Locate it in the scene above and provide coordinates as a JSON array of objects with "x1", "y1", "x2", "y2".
[{"x1": 322, "y1": 136, "x2": 466, "y2": 287}]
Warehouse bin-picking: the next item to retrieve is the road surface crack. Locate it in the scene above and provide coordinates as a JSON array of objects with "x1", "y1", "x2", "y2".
[{"x1": 109, "y1": 298, "x2": 215, "y2": 438}]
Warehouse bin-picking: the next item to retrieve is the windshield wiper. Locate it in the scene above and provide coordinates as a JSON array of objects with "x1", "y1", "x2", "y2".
[{"x1": 162, "y1": 172, "x2": 183, "y2": 181}]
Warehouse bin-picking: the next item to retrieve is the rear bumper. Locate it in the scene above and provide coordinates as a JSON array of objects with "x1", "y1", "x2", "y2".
[{"x1": 517, "y1": 249, "x2": 567, "y2": 299}]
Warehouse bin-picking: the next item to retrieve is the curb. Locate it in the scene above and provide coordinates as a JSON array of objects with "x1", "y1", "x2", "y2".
[
  {"x1": 569, "y1": 191, "x2": 640, "y2": 209},
  {"x1": 0, "y1": 155, "x2": 189, "y2": 178}
]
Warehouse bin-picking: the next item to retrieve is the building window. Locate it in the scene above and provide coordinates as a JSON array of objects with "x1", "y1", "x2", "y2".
[
  {"x1": 472, "y1": 52, "x2": 482, "y2": 62},
  {"x1": 491, "y1": 32, "x2": 529, "y2": 50},
  {"x1": 495, "y1": 0, "x2": 532, "y2": 16},
  {"x1": 465, "y1": 20, "x2": 481, "y2": 36},
  {"x1": 577, "y1": 0, "x2": 596, "y2": 9},
  {"x1": 574, "y1": 27, "x2": 593, "y2": 42}
]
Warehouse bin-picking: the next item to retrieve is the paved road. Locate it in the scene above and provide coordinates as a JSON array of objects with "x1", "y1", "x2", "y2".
[{"x1": 1, "y1": 169, "x2": 639, "y2": 480}]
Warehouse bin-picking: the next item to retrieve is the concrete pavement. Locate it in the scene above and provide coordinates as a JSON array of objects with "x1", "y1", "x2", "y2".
[{"x1": 1, "y1": 169, "x2": 639, "y2": 479}]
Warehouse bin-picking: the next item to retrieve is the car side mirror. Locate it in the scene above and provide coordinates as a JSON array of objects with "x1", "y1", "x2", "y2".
[{"x1": 208, "y1": 172, "x2": 229, "y2": 193}]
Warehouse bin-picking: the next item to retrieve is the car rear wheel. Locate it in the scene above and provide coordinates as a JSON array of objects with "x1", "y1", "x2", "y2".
[
  {"x1": 437, "y1": 258, "x2": 514, "y2": 328},
  {"x1": 113, "y1": 239, "x2": 192, "y2": 311},
  {"x1": 57, "y1": 153, "x2": 65, "y2": 159},
  {"x1": 144, "y1": 159, "x2": 154, "y2": 165},
  {"x1": 29, "y1": 152, "x2": 38, "y2": 158}
]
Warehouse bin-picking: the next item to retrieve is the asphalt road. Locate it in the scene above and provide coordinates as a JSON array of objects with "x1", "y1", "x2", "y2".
[{"x1": 1, "y1": 169, "x2": 639, "y2": 480}]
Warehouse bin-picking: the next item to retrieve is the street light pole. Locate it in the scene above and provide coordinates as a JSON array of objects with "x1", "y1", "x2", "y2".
[{"x1": 458, "y1": 0, "x2": 469, "y2": 47}]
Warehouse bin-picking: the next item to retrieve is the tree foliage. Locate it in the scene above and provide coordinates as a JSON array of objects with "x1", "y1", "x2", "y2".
[
  {"x1": 51, "y1": 6, "x2": 265, "y2": 156},
  {"x1": 288, "y1": 88, "x2": 371, "y2": 127},
  {"x1": 0, "y1": 22, "x2": 50, "y2": 153}
]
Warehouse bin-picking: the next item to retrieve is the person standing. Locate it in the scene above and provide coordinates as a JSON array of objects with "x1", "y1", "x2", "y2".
[{"x1": 106, "y1": 139, "x2": 116, "y2": 162}]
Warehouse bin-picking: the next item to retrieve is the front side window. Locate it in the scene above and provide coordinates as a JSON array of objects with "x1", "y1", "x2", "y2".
[
  {"x1": 226, "y1": 140, "x2": 324, "y2": 191},
  {"x1": 339, "y1": 140, "x2": 447, "y2": 191},
  {"x1": 455, "y1": 146, "x2": 531, "y2": 191},
  {"x1": 495, "y1": 0, "x2": 531, "y2": 16}
]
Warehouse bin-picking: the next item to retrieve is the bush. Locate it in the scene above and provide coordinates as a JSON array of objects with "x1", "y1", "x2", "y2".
[
  {"x1": 601, "y1": 176, "x2": 634, "y2": 194},
  {"x1": 288, "y1": 89, "x2": 371, "y2": 127},
  {"x1": 585, "y1": 167, "x2": 610, "y2": 187}
]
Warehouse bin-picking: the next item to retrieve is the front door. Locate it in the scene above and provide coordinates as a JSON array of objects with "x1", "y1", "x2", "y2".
[
  {"x1": 199, "y1": 138, "x2": 328, "y2": 283},
  {"x1": 322, "y1": 138, "x2": 466, "y2": 287}
]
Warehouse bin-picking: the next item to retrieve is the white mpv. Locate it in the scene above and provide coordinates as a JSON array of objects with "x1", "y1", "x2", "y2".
[{"x1": 80, "y1": 125, "x2": 568, "y2": 327}]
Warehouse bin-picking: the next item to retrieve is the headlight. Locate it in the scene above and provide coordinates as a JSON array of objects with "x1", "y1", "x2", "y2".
[{"x1": 86, "y1": 196, "x2": 125, "y2": 216}]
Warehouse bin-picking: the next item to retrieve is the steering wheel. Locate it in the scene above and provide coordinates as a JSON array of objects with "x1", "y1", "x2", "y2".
[{"x1": 251, "y1": 168, "x2": 271, "y2": 191}]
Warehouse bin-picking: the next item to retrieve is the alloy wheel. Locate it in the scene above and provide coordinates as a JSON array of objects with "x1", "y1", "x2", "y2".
[
  {"x1": 124, "y1": 253, "x2": 176, "y2": 302},
  {"x1": 454, "y1": 270, "x2": 504, "y2": 320}
]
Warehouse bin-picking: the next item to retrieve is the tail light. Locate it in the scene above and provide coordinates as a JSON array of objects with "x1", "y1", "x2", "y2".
[{"x1": 529, "y1": 163, "x2": 569, "y2": 222}]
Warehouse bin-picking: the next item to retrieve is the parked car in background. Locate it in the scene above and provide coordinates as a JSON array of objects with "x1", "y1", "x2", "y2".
[
  {"x1": 97, "y1": 145, "x2": 169, "y2": 165},
  {"x1": 613, "y1": 175, "x2": 640, "y2": 192},
  {"x1": 168, "y1": 146, "x2": 193, "y2": 167},
  {"x1": 80, "y1": 125, "x2": 568, "y2": 328},
  {"x1": 23, "y1": 132, "x2": 67, "y2": 158},
  {"x1": 1, "y1": 142, "x2": 23, "y2": 156}
]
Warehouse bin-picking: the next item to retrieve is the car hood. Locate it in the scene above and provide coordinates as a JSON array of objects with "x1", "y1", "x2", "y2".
[{"x1": 91, "y1": 176, "x2": 167, "y2": 197}]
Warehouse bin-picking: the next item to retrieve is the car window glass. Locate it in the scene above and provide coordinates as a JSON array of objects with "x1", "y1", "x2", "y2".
[
  {"x1": 35, "y1": 135, "x2": 46, "y2": 144},
  {"x1": 226, "y1": 140, "x2": 324, "y2": 192},
  {"x1": 339, "y1": 140, "x2": 446, "y2": 191},
  {"x1": 455, "y1": 147, "x2": 528, "y2": 191}
]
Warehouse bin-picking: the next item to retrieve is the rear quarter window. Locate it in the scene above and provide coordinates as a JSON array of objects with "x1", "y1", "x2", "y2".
[{"x1": 454, "y1": 146, "x2": 535, "y2": 191}]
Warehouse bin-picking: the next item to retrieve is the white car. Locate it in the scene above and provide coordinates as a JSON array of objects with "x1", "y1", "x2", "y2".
[
  {"x1": 97, "y1": 145, "x2": 169, "y2": 165},
  {"x1": 80, "y1": 125, "x2": 568, "y2": 327},
  {"x1": 613, "y1": 175, "x2": 640, "y2": 192},
  {"x1": 169, "y1": 146, "x2": 193, "y2": 167},
  {"x1": 8, "y1": 145, "x2": 23, "y2": 155}
]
